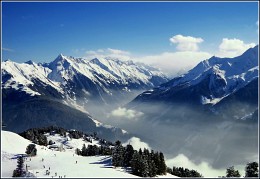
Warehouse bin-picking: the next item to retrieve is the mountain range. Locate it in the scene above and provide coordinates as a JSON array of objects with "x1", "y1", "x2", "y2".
[
  {"x1": 128, "y1": 45, "x2": 258, "y2": 122},
  {"x1": 2, "y1": 55, "x2": 168, "y2": 141}
]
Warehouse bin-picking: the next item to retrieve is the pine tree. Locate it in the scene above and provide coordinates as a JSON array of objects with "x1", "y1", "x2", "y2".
[
  {"x1": 81, "y1": 144, "x2": 87, "y2": 156},
  {"x1": 25, "y1": 144, "x2": 37, "y2": 156},
  {"x1": 245, "y1": 162, "x2": 258, "y2": 177},
  {"x1": 93, "y1": 145, "x2": 99, "y2": 155},
  {"x1": 149, "y1": 150, "x2": 158, "y2": 176},
  {"x1": 123, "y1": 144, "x2": 134, "y2": 167},
  {"x1": 141, "y1": 155, "x2": 150, "y2": 177},
  {"x1": 152, "y1": 151, "x2": 159, "y2": 175},
  {"x1": 112, "y1": 140, "x2": 124, "y2": 167},
  {"x1": 75, "y1": 148, "x2": 81, "y2": 155},
  {"x1": 130, "y1": 151, "x2": 142, "y2": 176},
  {"x1": 190, "y1": 169, "x2": 203, "y2": 177},
  {"x1": 12, "y1": 156, "x2": 25, "y2": 177},
  {"x1": 158, "y1": 152, "x2": 167, "y2": 175},
  {"x1": 226, "y1": 166, "x2": 241, "y2": 177}
]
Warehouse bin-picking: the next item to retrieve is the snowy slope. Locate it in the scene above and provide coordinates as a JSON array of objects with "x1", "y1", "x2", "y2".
[
  {"x1": 2, "y1": 60, "x2": 62, "y2": 96},
  {"x1": 2, "y1": 55, "x2": 167, "y2": 100},
  {"x1": 1, "y1": 130, "x2": 177, "y2": 178}
]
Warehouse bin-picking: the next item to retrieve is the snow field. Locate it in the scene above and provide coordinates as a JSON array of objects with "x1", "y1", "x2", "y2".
[{"x1": 2, "y1": 131, "x2": 176, "y2": 178}]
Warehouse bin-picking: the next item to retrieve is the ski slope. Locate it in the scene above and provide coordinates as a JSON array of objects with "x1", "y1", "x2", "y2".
[{"x1": 1, "y1": 130, "x2": 177, "y2": 178}]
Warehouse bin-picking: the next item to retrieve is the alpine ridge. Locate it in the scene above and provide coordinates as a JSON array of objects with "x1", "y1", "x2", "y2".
[
  {"x1": 130, "y1": 45, "x2": 258, "y2": 112},
  {"x1": 1, "y1": 55, "x2": 168, "y2": 141}
]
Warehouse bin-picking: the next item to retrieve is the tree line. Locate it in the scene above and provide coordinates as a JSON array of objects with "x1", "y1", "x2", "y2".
[
  {"x1": 14, "y1": 126, "x2": 259, "y2": 178},
  {"x1": 112, "y1": 140, "x2": 167, "y2": 177},
  {"x1": 225, "y1": 162, "x2": 258, "y2": 177},
  {"x1": 19, "y1": 126, "x2": 113, "y2": 147},
  {"x1": 166, "y1": 166, "x2": 203, "y2": 177}
]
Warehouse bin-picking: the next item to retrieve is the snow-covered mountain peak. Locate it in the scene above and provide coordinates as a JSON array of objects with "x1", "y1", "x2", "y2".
[
  {"x1": 2, "y1": 53, "x2": 168, "y2": 107},
  {"x1": 133, "y1": 46, "x2": 258, "y2": 106}
]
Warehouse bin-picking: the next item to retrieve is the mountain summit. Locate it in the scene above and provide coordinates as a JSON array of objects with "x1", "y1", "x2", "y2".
[
  {"x1": 2, "y1": 55, "x2": 168, "y2": 105},
  {"x1": 1, "y1": 55, "x2": 168, "y2": 140},
  {"x1": 131, "y1": 45, "x2": 258, "y2": 108}
]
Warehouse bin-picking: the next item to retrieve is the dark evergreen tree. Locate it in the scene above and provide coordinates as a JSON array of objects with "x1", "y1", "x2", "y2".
[
  {"x1": 75, "y1": 148, "x2": 81, "y2": 155},
  {"x1": 123, "y1": 144, "x2": 134, "y2": 167},
  {"x1": 140, "y1": 150, "x2": 150, "y2": 177},
  {"x1": 158, "y1": 152, "x2": 167, "y2": 175},
  {"x1": 149, "y1": 150, "x2": 158, "y2": 176},
  {"x1": 81, "y1": 144, "x2": 87, "y2": 156},
  {"x1": 166, "y1": 167, "x2": 173, "y2": 174},
  {"x1": 245, "y1": 162, "x2": 258, "y2": 177},
  {"x1": 93, "y1": 145, "x2": 100, "y2": 155},
  {"x1": 152, "y1": 151, "x2": 160, "y2": 175},
  {"x1": 148, "y1": 158, "x2": 157, "y2": 177},
  {"x1": 112, "y1": 140, "x2": 124, "y2": 167},
  {"x1": 12, "y1": 156, "x2": 25, "y2": 177},
  {"x1": 25, "y1": 144, "x2": 37, "y2": 156},
  {"x1": 172, "y1": 166, "x2": 181, "y2": 177},
  {"x1": 130, "y1": 151, "x2": 142, "y2": 176},
  {"x1": 171, "y1": 166, "x2": 202, "y2": 177},
  {"x1": 190, "y1": 169, "x2": 203, "y2": 177},
  {"x1": 226, "y1": 166, "x2": 241, "y2": 177}
]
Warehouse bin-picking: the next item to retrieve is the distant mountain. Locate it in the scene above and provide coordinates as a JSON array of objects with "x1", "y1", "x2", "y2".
[
  {"x1": 2, "y1": 55, "x2": 168, "y2": 141},
  {"x1": 129, "y1": 45, "x2": 258, "y2": 121},
  {"x1": 124, "y1": 46, "x2": 258, "y2": 169},
  {"x1": 2, "y1": 55, "x2": 168, "y2": 107}
]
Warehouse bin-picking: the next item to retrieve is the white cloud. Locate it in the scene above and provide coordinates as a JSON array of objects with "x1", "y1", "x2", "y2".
[
  {"x1": 136, "y1": 51, "x2": 212, "y2": 77},
  {"x1": 166, "y1": 154, "x2": 227, "y2": 177},
  {"x1": 107, "y1": 48, "x2": 130, "y2": 55},
  {"x1": 217, "y1": 38, "x2": 256, "y2": 58},
  {"x1": 123, "y1": 137, "x2": 151, "y2": 150},
  {"x1": 109, "y1": 107, "x2": 143, "y2": 120},
  {"x1": 85, "y1": 48, "x2": 131, "y2": 61},
  {"x1": 169, "y1": 35, "x2": 204, "y2": 51}
]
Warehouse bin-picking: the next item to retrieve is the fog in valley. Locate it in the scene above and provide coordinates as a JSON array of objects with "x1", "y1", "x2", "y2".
[{"x1": 80, "y1": 98, "x2": 258, "y2": 177}]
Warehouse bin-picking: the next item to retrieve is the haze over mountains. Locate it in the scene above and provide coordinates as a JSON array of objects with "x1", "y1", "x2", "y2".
[{"x1": 1, "y1": 45, "x2": 258, "y2": 175}]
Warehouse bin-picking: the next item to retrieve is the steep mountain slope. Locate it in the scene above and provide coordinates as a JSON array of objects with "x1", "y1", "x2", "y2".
[
  {"x1": 2, "y1": 55, "x2": 168, "y2": 107},
  {"x1": 129, "y1": 45, "x2": 258, "y2": 119},
  {"x1": 2, "y1": 95, "x2": 130, "y2": 142},
  {"x1": 2, "y1": 55, "x2": 168, "y2": 141}
]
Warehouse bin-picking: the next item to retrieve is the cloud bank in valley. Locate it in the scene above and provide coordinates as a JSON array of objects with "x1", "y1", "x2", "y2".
[
  {"x1": 123, "y1": 137, "x2": 151, "y2": 150},
  {"x1": 109, "y1": 107, "x2": 143, "y2": 120},
  {"x1": 166, "y1": 154, "x2": 227, "y2": 177}
]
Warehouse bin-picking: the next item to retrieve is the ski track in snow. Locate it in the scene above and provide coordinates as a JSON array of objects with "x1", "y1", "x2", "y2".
[{"x1": 1, "y1": 130, "x2": 177, "y2": 178}]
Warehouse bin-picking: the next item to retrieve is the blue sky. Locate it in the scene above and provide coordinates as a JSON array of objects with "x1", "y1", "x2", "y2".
[{"x1": 2, "y1": 1, "x2": 259, "y2": 73}]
